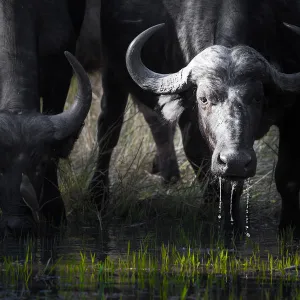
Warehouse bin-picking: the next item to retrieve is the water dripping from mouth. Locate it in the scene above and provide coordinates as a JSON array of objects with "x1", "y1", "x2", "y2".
[
  {"x1": 245, "y1": 179, "x2": 251, "y2": 238},
  {"x1": 230, "y1": 182, "x2": 237, "y2": 225},
  {"x1": 218, "y1": 177, "x2": 222, "y2": 222}
]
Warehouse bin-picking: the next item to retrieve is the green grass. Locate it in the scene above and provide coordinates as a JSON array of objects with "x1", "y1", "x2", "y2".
[{"x1": 1, "y1": 233, "x2": 300, "y2": 294}]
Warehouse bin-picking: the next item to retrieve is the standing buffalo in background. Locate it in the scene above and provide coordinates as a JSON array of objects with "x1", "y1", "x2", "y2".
[
  {"x1": 0, "y1": 0, "x2": 91, "y2": 237},
  {"x1": 76, "y1": 0, "x2": 102, "y2": 74},
  {"x1": 77, "y1": 0, "x2": 181, "y2": 186},
  {"x1": 89, "y1": 0, "x2": 300, "y2": 231}
]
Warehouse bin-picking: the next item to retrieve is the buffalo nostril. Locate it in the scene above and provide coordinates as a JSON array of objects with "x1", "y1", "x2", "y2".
[
  {"x1": 218, "y1": 150, "x2": 253, "y2": 169},
  {"x1": 244, "y1": 153, "x2": 252, "y2": 167},
  {"x1": 218, "y1": 152, "x2": 228, "y2": 165}
]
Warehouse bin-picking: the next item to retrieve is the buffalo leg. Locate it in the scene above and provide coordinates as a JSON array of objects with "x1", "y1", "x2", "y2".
[
  {"x1": 275, "y1": 118, "x2": 300, "y2": 231},
  {"x1": 41, "y1": 160, "x2": 66, "y2": 226},
  {"x1": 89, "y1": 70, "x2": 128, "y2": 211},
  {"x1": 41, "y1": 54, "x2": 74, "y2": 226},
  {"x1": 134, "y1": 98, "x2": 180, "y2": 183}
]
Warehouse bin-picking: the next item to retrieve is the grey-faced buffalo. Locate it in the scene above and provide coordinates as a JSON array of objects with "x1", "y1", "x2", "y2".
[
  {"x1": 89, "y1": 0, "x2": 300, "y2": 231},
  {"x1": 0, "y1": 0, "x2": 91, "y2": 237}
]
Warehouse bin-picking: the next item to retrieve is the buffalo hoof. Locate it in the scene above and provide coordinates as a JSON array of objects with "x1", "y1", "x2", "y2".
[
  {"x1": 151, "y1": 155, "x2": 181, "y2": 184},
  {"x1": 162, "y1": 175, "x2": 181, "y2": 185}
]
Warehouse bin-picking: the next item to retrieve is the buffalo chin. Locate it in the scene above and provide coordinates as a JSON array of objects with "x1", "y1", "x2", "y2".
[
  {"x1": 215, "y1": 174, "x2": 250, "y2": 183},
  {"x1": 223, "y1": 176, "x2": 247, "y2": 183}
]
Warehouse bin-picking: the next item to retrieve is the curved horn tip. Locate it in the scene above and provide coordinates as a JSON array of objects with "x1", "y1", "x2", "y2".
[
  {"x1": 138, "y1": 23, "x2": 166, "y2": 35},
  {"x1": 126, "y1": 23, "x2": 166, "y2": 82},
  {"x1": 149, "y1": 23, "x2": 166, "y2": 30},
  {"x1": 48, "y1": 50, "x2": 92, "y2": 141},
  {"x1": 125, "y1": 22, "x2": 192, "y2": 95},
  {"x1": 64, "y1": 51, "x2": 73, "y2": 60},
  {"x1": 126, "y1": 23, "x2": 166, "y2": 54},
  {"x1": 283, "y1": 22, "x2": 300, "y2": 35},
  {"x1": 64, "y1": 51, "x2": 82, "y2": 68}
]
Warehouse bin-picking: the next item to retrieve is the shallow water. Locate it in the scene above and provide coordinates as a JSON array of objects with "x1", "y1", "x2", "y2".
[{"x1": 1, "y1": 220, "x2": 300, "y2": 299}]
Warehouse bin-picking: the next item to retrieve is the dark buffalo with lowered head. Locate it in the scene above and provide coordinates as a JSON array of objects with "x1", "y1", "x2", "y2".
[
  {"x1": 89, "y1": 0, "x2": 300, "y2": 231},
  {"x1": 0, "y1": 0, "x2": 92, "y2": 237}
]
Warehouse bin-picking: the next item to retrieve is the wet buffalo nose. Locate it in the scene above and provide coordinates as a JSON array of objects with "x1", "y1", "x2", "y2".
[
  {"x1": 218, "y1": 149, "x2": 254, "y2": 177},
  {"x1": 219, "y1": 150, "x2": 252, "y2": 167}
]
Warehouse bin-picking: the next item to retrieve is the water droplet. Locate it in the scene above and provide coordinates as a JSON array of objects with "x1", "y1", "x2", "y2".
[
  {"x1": 218, "y1": 177, "x2": 222, "y2": 223},
  {"x1": 245, "y1": 179, "x2": 251, "y2": 238},
  {"x1": 230, "y1": 182, "x2": 236, "y2": 224}
]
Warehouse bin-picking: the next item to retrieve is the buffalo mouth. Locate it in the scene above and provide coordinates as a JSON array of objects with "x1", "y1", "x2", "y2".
[
  {"x1": 214, "y1": 170, "x2": 256, "y2": 183},
  {"x1": 221, "y1": 175, "x2": 248, "y2": 182},
  {"x1": 213, "y1": 171, "x2": 251, "y2": 184}
]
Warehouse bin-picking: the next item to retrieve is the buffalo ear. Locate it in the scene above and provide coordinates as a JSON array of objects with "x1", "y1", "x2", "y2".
[{"x1": 52, "y1": 123, "x2": 84, "y2": 158}]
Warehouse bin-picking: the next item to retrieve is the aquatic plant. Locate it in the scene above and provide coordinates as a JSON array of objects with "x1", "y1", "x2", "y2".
[{"x1": 2, "y1": 232, "x2": 300, "y2": 299}]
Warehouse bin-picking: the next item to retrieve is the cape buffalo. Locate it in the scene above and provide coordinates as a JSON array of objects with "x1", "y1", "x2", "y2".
[
  {"x1": 0, "y1": 0, "x2": 91, "y2": 237},
  {"x1": 90, "y1": 0, "x2": 300, "y2": 231},
  {"x1": 77, "y1": 0, "x2": 180, "y2": 186}
]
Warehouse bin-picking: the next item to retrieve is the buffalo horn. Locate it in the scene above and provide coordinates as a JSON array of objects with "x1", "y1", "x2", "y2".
[
  {"x1": 127, "y1": 22, "x2": 300, "y2": 96},
  {"x1": 49, "y1": 52, "x2": 92, "y2": 140},
  {"x1": 126, "y1": 24, "x2": 194, "y2": 94}
]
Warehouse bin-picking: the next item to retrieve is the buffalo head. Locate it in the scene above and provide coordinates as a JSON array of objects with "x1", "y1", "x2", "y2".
[
  {"x1": 126, "y1": 24, "x2": 300, "y2": 180},
  {"x1": 0, "y1": 52, "x2": 92, "y2": 236}
]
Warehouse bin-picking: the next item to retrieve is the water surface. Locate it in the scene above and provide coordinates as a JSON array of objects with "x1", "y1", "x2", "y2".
[{"x1": 1, "y1": 219, "x2": 300, "y2": 299}]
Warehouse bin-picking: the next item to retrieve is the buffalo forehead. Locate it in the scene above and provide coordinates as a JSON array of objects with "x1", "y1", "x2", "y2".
[
  {"x1": 0, "y1": 113, "x2": 54, "y2": 149},
  {"x1": 194, "y1": 46, "x2": 265, "y2": 83}
]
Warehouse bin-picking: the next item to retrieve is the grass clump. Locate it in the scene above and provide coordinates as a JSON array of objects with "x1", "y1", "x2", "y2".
[{"x1": 2, "y1": 234, "x2": 300, "y2": 297}]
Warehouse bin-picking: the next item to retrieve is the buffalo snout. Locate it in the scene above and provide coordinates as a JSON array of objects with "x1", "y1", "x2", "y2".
[{"x1": 212, "y1": 148, "x2": 257, "y2": 179}]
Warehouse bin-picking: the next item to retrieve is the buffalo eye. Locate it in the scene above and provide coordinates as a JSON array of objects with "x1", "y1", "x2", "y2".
[
  {"x1": 253, "y1": 97, "x2": 261, "y2": 104},
  {"x1": 199, "y1": 97, "x2": 208, "y2": 104}
]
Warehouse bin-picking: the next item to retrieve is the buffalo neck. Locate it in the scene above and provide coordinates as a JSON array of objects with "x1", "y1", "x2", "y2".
[
  {"x1": 0, "y1": 1, "x2": 39, "y2": 111},
  {"x1": 166, "y1": 0, "x2": 278, "y2": 65}
]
